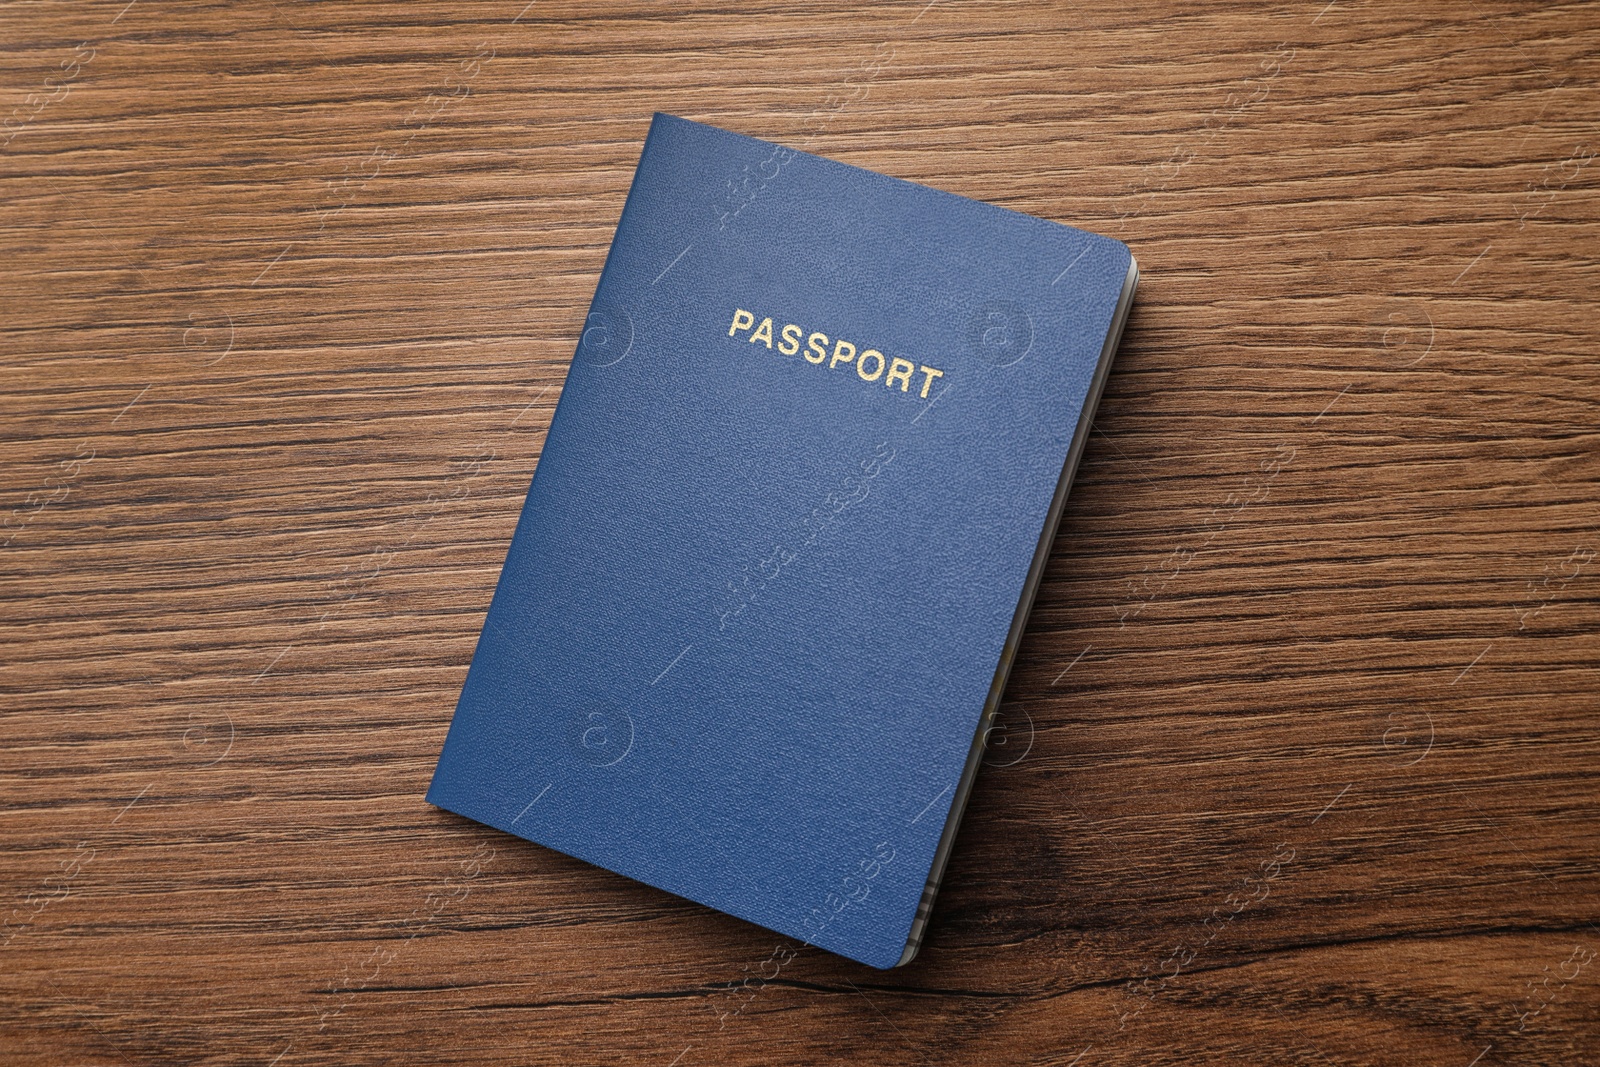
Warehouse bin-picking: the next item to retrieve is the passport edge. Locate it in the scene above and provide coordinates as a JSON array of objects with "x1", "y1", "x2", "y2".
[{"x1": 889, "y1": 254, "x2": 1141, "y2": 968}]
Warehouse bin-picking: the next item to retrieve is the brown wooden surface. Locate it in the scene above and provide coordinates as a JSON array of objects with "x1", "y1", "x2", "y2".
[{"x1": 3, "y1": 1, "x2": 1598, "y2": 1064}]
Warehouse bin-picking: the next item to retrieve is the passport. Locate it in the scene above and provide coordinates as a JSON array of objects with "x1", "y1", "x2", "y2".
[{"x1": 427, "y1": 113, "x2": 1138, "y2": 968}]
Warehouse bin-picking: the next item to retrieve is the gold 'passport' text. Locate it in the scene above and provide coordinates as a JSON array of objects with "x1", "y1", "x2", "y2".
[{"x1": 727, "y1": 309, "x2": 945, "y2": 399}]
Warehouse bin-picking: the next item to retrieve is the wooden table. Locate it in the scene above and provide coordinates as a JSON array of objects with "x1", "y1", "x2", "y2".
[{"x1": 4, "y1": 2, "x2": 1597, "y2": 1063}]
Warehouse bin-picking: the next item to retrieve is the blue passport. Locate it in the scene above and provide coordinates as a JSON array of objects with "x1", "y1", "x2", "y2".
[{"x1": 427, "y1": 113, "x2": 1137, "y2": 968}]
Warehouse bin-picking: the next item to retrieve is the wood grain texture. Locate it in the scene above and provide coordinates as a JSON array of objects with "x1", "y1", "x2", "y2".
[{"x1": 3, "y1": 1, "x2": 1598, "y2": 1064}]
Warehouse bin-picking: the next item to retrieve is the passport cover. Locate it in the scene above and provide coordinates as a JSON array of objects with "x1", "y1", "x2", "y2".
[{"x1": 427, "y1": 112, "x2": 1137, "y2": 968}]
